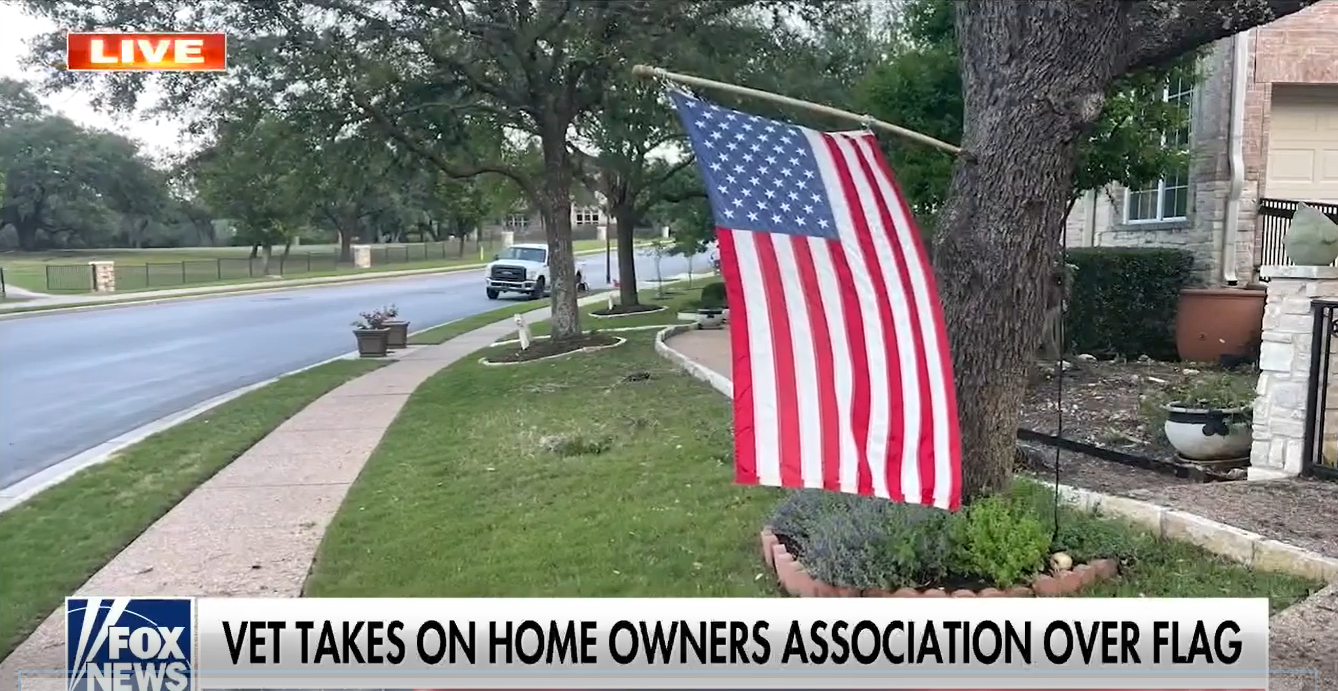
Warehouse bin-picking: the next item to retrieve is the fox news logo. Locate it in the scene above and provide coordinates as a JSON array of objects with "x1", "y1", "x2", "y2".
[{"x1": 66, "y1": 597, "x2": 193, "y2": 691}]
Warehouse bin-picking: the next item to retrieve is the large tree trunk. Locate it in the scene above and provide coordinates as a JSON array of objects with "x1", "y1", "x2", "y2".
[
  {"x1": 614, "y1": 203, "x2": 639, "y2": 306},
  {"x1": 933, "y1": 2, "x2": 1120, "y2": 501},
  {"x1": 337, "y1": 229, "x2": 353, "y2": 264},
  {"x1": 15, "y1": 219, "x2": 39, "y2": 251},
  {"x1": 261, "y1": 243, "x2": 274, "y2": 276},
  {"x1": 539, "y1": 140, "x2": 582, "y2": 340}
]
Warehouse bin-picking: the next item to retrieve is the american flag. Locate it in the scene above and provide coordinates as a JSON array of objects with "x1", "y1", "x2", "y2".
[{"x1": 671, "y1": 91, "x2": 961, "y2": 511}]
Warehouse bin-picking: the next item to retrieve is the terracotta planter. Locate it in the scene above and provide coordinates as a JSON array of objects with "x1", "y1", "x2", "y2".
[
  {"x1": 1174, "y1": 287, "x2": 1265, "y2": 363},
  {"x1": 353, "y1": 328, "x2": 390, "y2": 358},
  {"x1": 385, "y1": 320, "x2": 410, "y2": 349}
]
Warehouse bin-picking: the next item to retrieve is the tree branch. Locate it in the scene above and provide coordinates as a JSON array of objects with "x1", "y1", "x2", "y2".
[
  {"x1": 352, "y1": 92, "x2": 534, "y2": 197},
  {"x1": 1123, "y1": 0, "x2": 1319, "y2": 72}
]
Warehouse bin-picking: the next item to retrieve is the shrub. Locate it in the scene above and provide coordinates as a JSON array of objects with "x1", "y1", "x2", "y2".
[
  {"x1": 769, "y1": 490, "x2": 950, "y2": 589},
  {"x1": 949, "y1": 494, "x2": 1051, "y2": 588},
  {"x1": 1064, "y1": 247, "x2": 1195, "y2": 360},
  {"x1": 700, "y1": 281, "x2": 727, "y2": 309}
]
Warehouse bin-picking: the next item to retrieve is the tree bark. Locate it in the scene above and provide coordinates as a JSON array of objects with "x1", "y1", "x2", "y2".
[
  {"x1": 539, "y1": 136, "x2": 582, "y2": 341},
  {"x1": 934, "y1": 1, "x2": 1121, "y2": 501},
  {"x1": 614, "y1": 203, "x2": 640, "y2": 306},
  {"x1": 261, "y1": 243, "x2": 274, "y2": 276}
]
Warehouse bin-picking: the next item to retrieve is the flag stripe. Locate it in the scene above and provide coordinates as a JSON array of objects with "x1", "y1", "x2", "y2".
[
  {"x1": 790, "y1": 236, "x2": 843, "y2": 490},
  {"x1": 808, "y1": 132, "x2": 878, "y2": 495},
  {"x1": 752, "y1": 232, "x2": 805, "y2": 487},
  {"x1": 861, "y1": 139, "x2": 963, "y2": 510},
  {"x1": 774, "y1": 236, "x2": 826, "y2": 486},
  {"x1": 844, "y1": 135, "x2": 937, "y2": 504},
  {"x1": 820, "y1": 133, "x2": 906, "y2": 502},
  {"x1": 829, "y1": 134, "x2": 923, "y2": 502},
  {"x1": 716, "y1": 229, "x2": 757, "y2": 485},
  {"x1": 732, "y1": 230, "x2": 781, "y2": 485}
]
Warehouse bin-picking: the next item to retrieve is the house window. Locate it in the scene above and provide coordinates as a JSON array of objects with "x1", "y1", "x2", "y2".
[
  {"x1": 574, "y1": 208, "x2": 600, "y2": 225},
  {"x1": 505, "y1": 214, "x2": 530, "y2": 228},
  {"x1": 1125, "y1": 72, "x2": 1194, "y2": 223}
]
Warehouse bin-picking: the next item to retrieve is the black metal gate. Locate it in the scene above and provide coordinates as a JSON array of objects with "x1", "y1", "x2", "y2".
[{"x1": 1301, "y1": 299, "x2": 1338, "y2": 480}]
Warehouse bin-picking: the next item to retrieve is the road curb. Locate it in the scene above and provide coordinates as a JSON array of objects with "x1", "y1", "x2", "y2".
[
  {"x1": 655, "y1": 325, "x2": 1338, "y2": 584},
  {"x1": 0, "y1": 245, "x2": 630, "y2": 320}
]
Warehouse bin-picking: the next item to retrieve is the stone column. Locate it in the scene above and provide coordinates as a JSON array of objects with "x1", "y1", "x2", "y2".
[
  {"x1": 88, "y1": 261, "x2": 115, "y2": 293},
  {"x1": 500, "y1": 230, "x2": 515, "y2": 248},
  {"x1": 351, "y1": 245, "x2": 372, "y2": 269},
  {"x1": 596, "y1": 224, "x2": 608, "y2": 241},
  {"x1": 661, "y1": 226, "x2": 671, "y2": 239},
  {"x1": 1250, "y1": 265, "x2": 1338, "y2": 480}
]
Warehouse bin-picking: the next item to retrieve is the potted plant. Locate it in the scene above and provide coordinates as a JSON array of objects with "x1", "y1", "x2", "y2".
[
  {"x1": 1161, "y1": 372, "x2": 1255, "y2": 465},
  {"x1": 382, "y1": 304, "x2": 409, "y2": 349},
  {"x1": 351, "y1": 308, "x2": 391, "y2": 358}
]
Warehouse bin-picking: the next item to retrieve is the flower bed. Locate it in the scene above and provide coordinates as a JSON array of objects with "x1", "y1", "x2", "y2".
[{"x1": 760, "y1": 527, "x2": 1119, "y2": 597}]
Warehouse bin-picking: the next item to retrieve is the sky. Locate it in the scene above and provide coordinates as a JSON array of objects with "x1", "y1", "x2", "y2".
[{"x1": 0, "y1": 4, "x2": 188, "y2": 162}]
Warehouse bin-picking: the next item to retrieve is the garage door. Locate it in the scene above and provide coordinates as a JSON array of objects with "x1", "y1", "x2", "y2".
[{"x1": 1266, "y1": 85, "x2": 1338, "y2": 203}]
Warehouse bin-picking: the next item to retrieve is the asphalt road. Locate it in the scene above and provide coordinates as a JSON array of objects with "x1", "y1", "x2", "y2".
[{"x1": 0, "y1": 248, "x2": 708, "y2": 490}]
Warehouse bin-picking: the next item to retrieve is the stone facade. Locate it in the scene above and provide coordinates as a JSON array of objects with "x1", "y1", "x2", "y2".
[
  {"x1": 1064, "y1": 3, "x2": 1338, "y2": 286},
  {"x1": 1250, "y1": 265, "x2": 1338, "y2": 479}
]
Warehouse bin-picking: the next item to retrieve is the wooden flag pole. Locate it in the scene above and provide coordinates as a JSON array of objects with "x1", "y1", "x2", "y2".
[{"x1": 631, "y1": 64, "x2": 962, "y2": 156}]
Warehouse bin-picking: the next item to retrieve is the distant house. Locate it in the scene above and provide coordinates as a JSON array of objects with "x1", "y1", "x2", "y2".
[
  {"x1": 483, "y1": 184, "x2": 609, "y2": 243},
  {"x1": 1063, "y1": 2, "x2": 1338, "y2": 285}
]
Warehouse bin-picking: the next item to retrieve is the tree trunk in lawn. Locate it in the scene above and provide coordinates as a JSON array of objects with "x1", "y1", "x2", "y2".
[
  {"x1": 933, "y1": 2, "x2": 1121, "y2": 501},
  {"x1": 261, "y1": 243, "x2": 274, "y2": 276},
  {"x1": 539, "y1": 143, "x2": 582, "y2": 340},
  {"x1": 337, "y1": 229, "x2": 353, "y2": 264},
  {"x1": 614, "y1": 203, "x2": 640, "y2": 306}
]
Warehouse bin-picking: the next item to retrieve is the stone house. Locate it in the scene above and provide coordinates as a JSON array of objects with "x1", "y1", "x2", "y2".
[
  {"x1": 482, "y1": 185, "x2": 614, "y2": 244},
  {"x1": 1063, "y1": 2, "x2": 1338, "y2": 286}
]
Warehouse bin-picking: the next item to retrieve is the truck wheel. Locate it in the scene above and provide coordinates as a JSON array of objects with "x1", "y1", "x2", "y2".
[
  {"x1": 530, "y1": 277, "x2": 546, "y2": 300},
  {"x1": 486, "y1": 288, "x2": 500, "y2": 300}
]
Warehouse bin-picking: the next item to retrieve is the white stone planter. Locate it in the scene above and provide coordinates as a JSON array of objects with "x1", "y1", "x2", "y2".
[{"x1": 1163, "y1": 401, "x2": 1253, "y2": 462}]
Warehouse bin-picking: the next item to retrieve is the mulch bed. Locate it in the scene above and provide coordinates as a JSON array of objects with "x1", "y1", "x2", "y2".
[
  {"x1": 486, "y1": 332, "x2": 621, "y2": 364},
  {"x1": 590, "y1": 303, "x2": 666, "y2": 316},
  {"x1": 1017, "y1": 357, "x2": 1256, "y2": 493}
]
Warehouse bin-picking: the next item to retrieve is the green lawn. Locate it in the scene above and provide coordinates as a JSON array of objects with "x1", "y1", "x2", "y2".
[
  {"x1": 306, "y1": 330, "x2": 782, "y2": 596},
  {"x1": 307, "y1": 330, "x2": 1321, "y2": 608},
  {"x1": 0, "y1": 359, "x2": 387, "y2": 660},
  {"x1": 0, "y1": 239, "x2": 614, "y2": 294},
  {"x1": 500, "y1": 285, "x2": 709, "y2": 341}
]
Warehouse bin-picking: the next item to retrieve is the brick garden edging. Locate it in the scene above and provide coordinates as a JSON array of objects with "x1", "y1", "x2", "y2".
[{"x1": 760, "y1": 527, "x2": 1119, "y2": 598}]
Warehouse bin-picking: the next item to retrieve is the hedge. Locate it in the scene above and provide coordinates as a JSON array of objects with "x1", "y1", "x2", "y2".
[{"x1": 1063, "y1": 247, "x2": 1195, "y2": 360}]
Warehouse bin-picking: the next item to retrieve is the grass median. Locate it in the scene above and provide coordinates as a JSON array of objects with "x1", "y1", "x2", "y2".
[
  {"x1": 495, "y1": 285, "x2": 707, "y2": 342},
  {"x1": 0, "y1": 358, "x2": 387, "y2": 659},
  {"x1": 308, "y1": 330, "x2": 1320, "y2": 608}
]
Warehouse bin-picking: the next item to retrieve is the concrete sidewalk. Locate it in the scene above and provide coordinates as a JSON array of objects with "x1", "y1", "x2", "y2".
[{"x1": 0, "y1": 309, "x2": 532, "y2": 691}]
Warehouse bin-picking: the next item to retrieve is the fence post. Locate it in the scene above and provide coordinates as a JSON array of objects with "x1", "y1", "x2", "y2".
[
  {"x1": 1255, "y1": 264, "x2": 1338, "y2": 480},
  {"x1": 217, "y1": 258, "x2": 222, "y2": 281},
  {"x1": 88, "y1": 261, "x2": 116, "y2": 293}
]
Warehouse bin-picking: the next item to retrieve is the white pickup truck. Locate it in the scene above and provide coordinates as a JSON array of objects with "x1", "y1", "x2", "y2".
[{"x1": 484, "y1": 243, "x2": 588, "y2": 300}]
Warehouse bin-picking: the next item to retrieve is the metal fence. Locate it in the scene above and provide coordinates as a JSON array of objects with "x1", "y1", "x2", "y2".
[
  {"x1": 1257, "y1": 197, "x2": 1338, "y2": 268},
  {"x1": 1302, "y1": 299, "x2": 1338, "y2": 481},
  {"x1": 41, "y1": 241, "x2": 484, "y2": 293}
]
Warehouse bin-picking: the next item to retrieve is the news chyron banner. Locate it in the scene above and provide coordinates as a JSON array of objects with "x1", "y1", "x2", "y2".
[{"x1": 49, "y1": 597, "x2": 1266, "y2": 691}]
